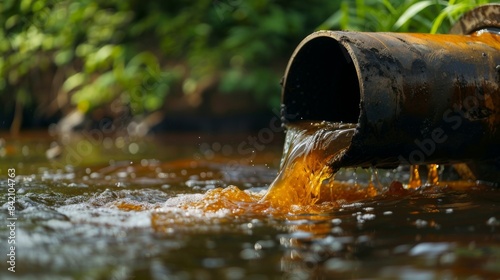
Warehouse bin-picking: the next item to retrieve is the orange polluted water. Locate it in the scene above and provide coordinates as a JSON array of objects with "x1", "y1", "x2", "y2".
[
  {"x1": 151, "y1": 121, "x2": 381, "y2": 218},
  {"x1": 260, "y1": 121, "x2": 358, "y2": 209},
  {"x1": 408, "y1": 164, "x2": 440, "y2": 189}
]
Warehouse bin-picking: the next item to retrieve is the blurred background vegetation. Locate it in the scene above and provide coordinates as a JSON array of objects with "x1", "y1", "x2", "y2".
[{"x1": 0, "y1": 0, "x2": 495, "y2": 135}]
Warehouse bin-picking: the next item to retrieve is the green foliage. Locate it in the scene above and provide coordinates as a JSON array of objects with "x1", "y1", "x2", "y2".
[
  {"x1": 0, "y1": 0, "x2": 497, "y2": 127},
  {"x1": 319, "y1": 0, "x2": 494, "y2": 33},
  {"x1": 0, "y1": 0, "x2": 340, "y2": 120},
  {"x1": 0, "y1": 0, "x2": 177, "y2": 115}
]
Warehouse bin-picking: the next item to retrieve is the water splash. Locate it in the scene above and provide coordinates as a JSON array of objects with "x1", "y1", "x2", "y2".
[
  {"x1": 260, "y1": 121, "x2": 357, "y2": 209},
  {"x1": 155, "y1": 121, "x2": 379, "y2": 217}
]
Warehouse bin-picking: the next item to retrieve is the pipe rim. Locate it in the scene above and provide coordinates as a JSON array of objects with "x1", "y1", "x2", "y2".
[
  {"x1": 450, "y1": 4, "x2": 500, "y2": 35},
  {"x1": 281, "y1": 31, "x2": 362, "y2": 124}
]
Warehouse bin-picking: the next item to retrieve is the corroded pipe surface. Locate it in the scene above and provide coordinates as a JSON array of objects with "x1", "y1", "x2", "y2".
[{"x1": 281, "y1": 29, "x2": 500, "y2": 170}]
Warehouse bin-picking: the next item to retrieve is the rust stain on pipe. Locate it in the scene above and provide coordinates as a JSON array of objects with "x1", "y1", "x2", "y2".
[{"x1": 281, "y1": 30, "x2": 500, "y2": 170}]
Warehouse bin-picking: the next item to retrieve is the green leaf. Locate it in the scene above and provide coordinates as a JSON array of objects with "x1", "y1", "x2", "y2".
[
  {"x1": 317, "y1": 11, "x2": 342, "y2": 30},
  {"x1": 54, "y1": 49, "x2": 73, "y2": 66},
  {"x1": 63, "y1": 73, "x2": 85, "y2": 92},
  {"x1": 95, "y1": 71, "x2": 115, "y2": 88},
  {"x1": 430, "y1": 3, "x2": 472, "y2": 34},
  {"x1": 20, "y1": 0, "x2": 32, "y2": 13},
  {"x1": 393, "y1": 1, "x2": 435, "y2": 30},
  {"x1": 94, "y1": 45, "x2": 114, "y2": 63}
]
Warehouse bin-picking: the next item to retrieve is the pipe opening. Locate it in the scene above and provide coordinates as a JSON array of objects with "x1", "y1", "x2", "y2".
[{"x1": 283, "y1": 36, "x2": 360, "y2": 124}]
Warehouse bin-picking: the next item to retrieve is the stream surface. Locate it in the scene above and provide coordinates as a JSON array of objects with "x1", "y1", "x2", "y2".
[{"x1": 1, "y1": 129, "x2": 500, "y2": 279}]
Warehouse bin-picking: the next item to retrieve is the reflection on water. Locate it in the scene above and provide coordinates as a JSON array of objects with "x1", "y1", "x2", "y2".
[{"x1": 0, "y1": 131, "x2": 500, "y2": 279}]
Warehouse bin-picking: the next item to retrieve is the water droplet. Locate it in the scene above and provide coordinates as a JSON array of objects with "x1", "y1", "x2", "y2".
[{"x1": 487, "y1": 217, "x2": 499, "y2": 226}]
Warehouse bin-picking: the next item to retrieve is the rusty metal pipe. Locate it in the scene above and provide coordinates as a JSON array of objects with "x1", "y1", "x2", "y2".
[{"x1": 281, "y1": 6, "x2": 500, "y2": 174}]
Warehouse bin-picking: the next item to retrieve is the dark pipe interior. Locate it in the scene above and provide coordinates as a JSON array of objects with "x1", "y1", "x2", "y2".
[{"x1": 283, "y1": 37, "x2": 360, "y2": 123}]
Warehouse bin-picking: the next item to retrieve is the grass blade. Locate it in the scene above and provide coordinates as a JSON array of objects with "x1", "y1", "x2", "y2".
[
  {"x1": 393, "y1": 1, "x2": 435, "y2": 30},
  {"x1": 430, "y1": 3, "x2": 474, "y2": 34}
]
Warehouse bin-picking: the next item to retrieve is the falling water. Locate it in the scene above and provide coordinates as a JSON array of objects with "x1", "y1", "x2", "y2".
[{"x1": 260, "y1": 121, "x2": 357, "y2": 208}]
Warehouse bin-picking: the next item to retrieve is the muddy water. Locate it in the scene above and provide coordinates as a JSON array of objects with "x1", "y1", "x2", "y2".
[{"x1": 1, "y1": 128, "x2": 500, "y2": 279}]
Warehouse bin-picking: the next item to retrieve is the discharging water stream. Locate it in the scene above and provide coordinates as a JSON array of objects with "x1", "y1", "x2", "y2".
[{"x1": 1, "y1": 124, "x2": 500, "y2": 279}]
